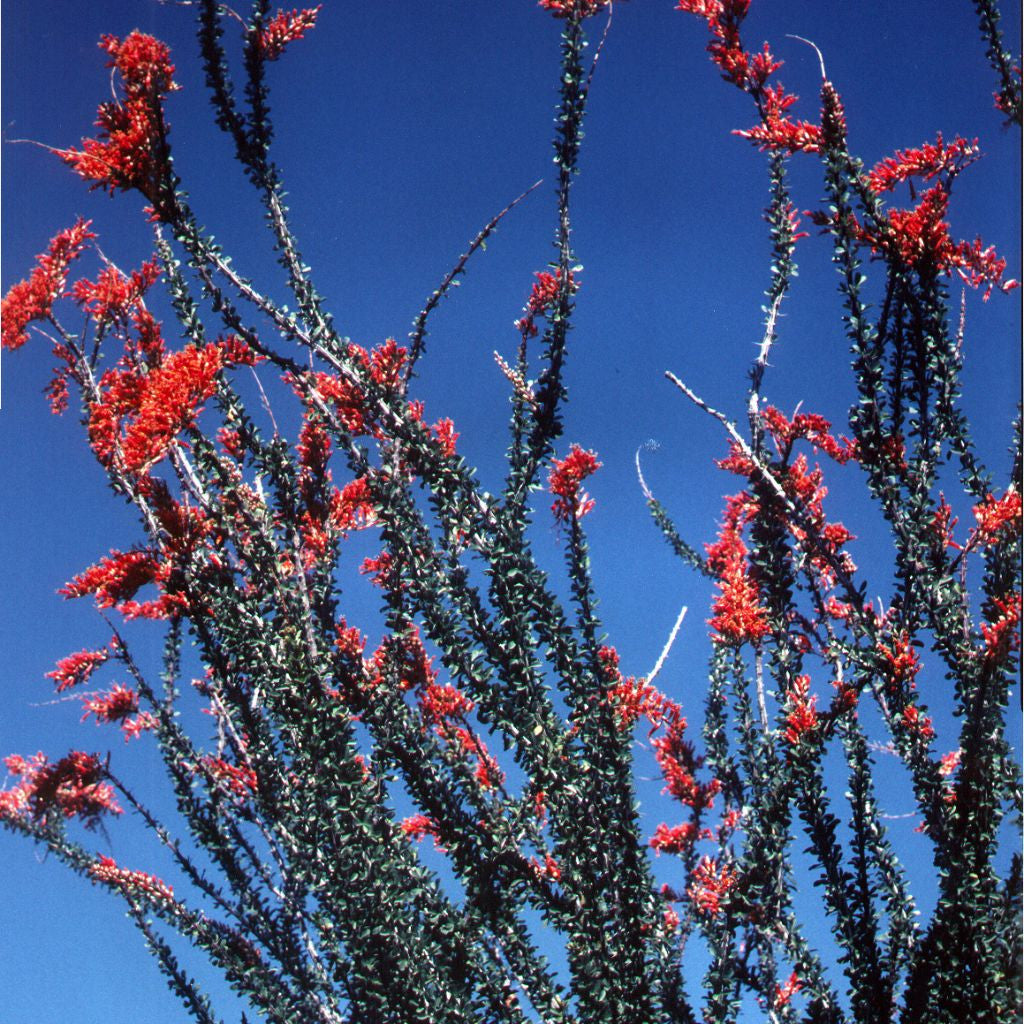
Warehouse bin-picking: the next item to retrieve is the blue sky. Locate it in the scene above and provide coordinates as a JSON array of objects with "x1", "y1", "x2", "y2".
[{"x1": 1, "y1": 1, "x2": 1020, "y2": 1021}]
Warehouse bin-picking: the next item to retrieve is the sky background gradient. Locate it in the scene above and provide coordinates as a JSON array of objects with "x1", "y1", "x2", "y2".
[{"x1": 2, "y1": 1, "x2": 1021, "y2": 1020}]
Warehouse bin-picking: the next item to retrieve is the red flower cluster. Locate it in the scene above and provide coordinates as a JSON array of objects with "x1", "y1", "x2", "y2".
[
  {"x1": 101, "y1": 31, "x2": 176, "y2": 94},
  {"x1": 735, "y1": 112, "x2": 823, "y2": 153},
  {"x1": 200, "y1": 756, "x2": 259, "y2": 798},
  {"x1": 861, "y1": 183, "x2": 1017, "y2": 299},
  {"x1": 431, "y1": 417, "x2": 459, "y2": 458},
  {"x1": 401, "y1": 813, "x2": 442, "y2": 848},
  {"x1": 335, "y1": 619, "x2": 367, "y2": 663},
  {"x1": 654, "y1": 716, "x2": 720, "y2": 814},
  {"x1": 607, "y1": 675, "x2": 667, "y2": 731},
  {"x1": 688, "y1": 855, "x2": 737, "y2": 917},
  {"x1": 516, "y1": 269, "x2": 578, "y2": 338},
  {"x1": 677, "y1": 0, "x2": 823, "y2": 153},
  {"x1": 61, "y1": 33, "x2": 178, "y2": 204},
  {"x1": 599, "y1": 646, "x2": 680, "y2": 732},
  {"x1": 47, "y1": 647, "x2": 110, "y2": 693},
  {"x1": 529, "y1": 853, "x2": 562, "y2": 883},
  {"x1": 901, "y1": 704, "x2": 935, "y2": 741},
  {"x1": 258, "y1": 7, "x2": 322, "y2": 61},
  {"x1": 307, "y1": 339, "x2": 407, "y2": 437},
  {"x1": 1, "y1": 220, "x2": 94, "y2": 350},
  {"x1": 89, "y1": 343, "x2": 224, "y2": 472},
  {"x1": 61, "y1": 549, "x2": 159, "y2": 608},
  {"x1": 419, "y1": 682, "x2": 474, "y2": 727},
  {"x1": 90, "y1": 855, "x2": 174, "y2": 904},
  {"x1": 80, "y1": 684, "x2": 156, "y2": 741},
  {"x1": 676, "y1": 0, "x2": 755, "y2": 89},
  {"x1": 71, "y1": 261, "x2": 161, "y2": 325},
  {"x1": 416, "y1": 681, "x2": 504, "y2": 791},
  {"x1": 61, "y1": 546, "x2": 183, "y2": 621},
  {"x1": 599, "y1": 645, "x2": 720, "y2": 840},
  {"x1": 706, "y1": 493, "x2": 769, "y2": 645},
  {"x1": 867, "y1": 134, "x2": 980, "y2": 194},
  {"x1": 761, "y1": 406, "x2": 856, "y2": 464},
  {"x1": 971, "y1": 490, "x2": 1022, "y2": 542},
  {"x1": 981, "y1": 593, "x2": 1021, "y2": 665},
  {"x1": 538, "y1": 0, "x2": 609, "y2": 18},
  {"x1": 774, "y1": 971, "x2": 803, "y2": 1009},
  {"x1": 783, "y1": 675, "x2": 818, "y2": 745},
  {"x1": 296, "y1": 421, "x2": 378, "y2": 563},
  {"x1": 0, "y1": 751, "x2": 121, "y2": 829},
  {"x1": 549, "y1": 444, "x2": 600, "y2": 522},
  {"x1": 929, "y1": 496, "x2": 961, "y2": 551},
  {"x1": 781, "y1": 454, "x2": 857, "y2": 586},
  {"x1": 649, "y1": 821, "x2": 700, "y2": 856},
  {"x1": 360, "y1": 550, "x2": 396, "y2": 589},
  {"x1": 877, "y1": 633, "x2": 921, "y2": 690}
]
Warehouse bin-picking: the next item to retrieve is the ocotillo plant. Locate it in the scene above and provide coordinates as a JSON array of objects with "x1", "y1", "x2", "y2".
[{"x1": 1, "y1": 2, "x2": 1020, "y2": 1022}]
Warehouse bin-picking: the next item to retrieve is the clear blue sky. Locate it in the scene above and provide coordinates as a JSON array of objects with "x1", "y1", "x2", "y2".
[{"x1": 2, "y1": 1, "x2": 1020, "y2": 1021}]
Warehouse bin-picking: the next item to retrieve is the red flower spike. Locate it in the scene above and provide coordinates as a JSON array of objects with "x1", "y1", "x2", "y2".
[
  {"x1": 653, "y1": 719, "x2": 718, "y2": 812},
  {"x1": 981, "y1": 594, "x2": 1021, "y2": 665},
  {"x1": 81, "y1": 684, "x2": 139, "y2": 725},
  {"x1": 400, "y1": 814, "x2": 443, "y2": 849},
  {"x1": 939, "y1": 750, "x2": 962, "y2": 778},
  {"x1": 90, "y1": 855, "x2": 174, "y2": 903},
  {"x1": 218, "y1": 334, "x2": 264, "y2": 366},
  {"x1": 930, "y1": 495, "x2": 961, "y2": 551},
  {"x1": 335, "y1": 619, "x2": 367, "y2": 661},
  {"x1": 688, "y1": 856, "x2": 737, "y2": 917},
  {"x1": 735, "y1": 117, "x2": 823, "y2": 154},
  {"x1": 709, "y1": 566, "x2": 770, "y2": 646},
  {"x1": 368, "y1": 338, "x2": 407, "y2": 390},
  {"x1": 0, "y1": 751, "x2": 121, "y2": 829},
  {"x1": 47, "y1": 648, "x2": 110, "y2": 693},
  {"x1": 856, "y1": 183, "x2": 1018, "y2": 299},
  {"x1": 258, "y1": 7, "x2": 322, "y2": 61},
  {"x1": 1, "y1": 220, "x2": 94, "y2": 350},
  {"x1": 61, "y1": 549, "x2": 160, "y2": 609},
  {"x1": 80, "y1": 684, "x2": 157, "y2": 741},
  {"x1": 783, "y1": 675, "x2": 819, "y2": 745},
  {"x1": 774, "y1": 972, "x2": 803, "y2": 1009},
  {"x1": 877, "y1": 634, "x2": 921, "y2": 689},
  {"x1": 200, "y1": 756, "x2": 259, "y2": 798},
  {"x1": 72, "y1": 261, "x2": 161, "y2": 324},
  {"x1": 466, "y1": 736, "x2": 505, "y2": 791},
  {"x1": 431, "y1": 418, "x2": 459, "y2": 458},
  {"x1": 62, "y1": 33, "x2": 177, "y2": 203},
  {"x1": 649, "y1": 821, "x2": 700, "y2": 856},
  {"x1": 902, "y1": 704, "x2": 935, "y2": 741},
  {"x1": 761, "y1": 406, "x2": 856, "y2": 464},
  {"x1": 330, "y1": 477, "x2": 377, "y2": 533},
  {"x1": 99, "y1": 32, "x2": 176, "y2": 96},
  {"x1": 608, "y1": 676, "x2": 666, "y2": 731},
  {"x1": 309, "y1": 371, "x2": 369, "y2": 435},
  {"x1": 419, "y1": 683, "x2": 474, "y2": 727},
  {"x1": 122, "y1": 345, "x2": 223, "y2": 472},
  {"x1": 868, "y1": 134, "x2": 980, "y2": 194},
  {"x1": 529, "y1": 854, "x2": 562, "y2": 882},
  {"x1": 88, "y1": 344, "x2": 224, "y2": 472},
  {"x1": 971, "y1": 491, "x2": 1022, "y2": 543},
  {"x1": 516, "y1": 269, "x2": 578, "y2": 338},
  {"x1": 549, "y1": 444, "x2": 601, "y2": 522},
  {"x1": 538, "y1": 0, "x2": 609, "y2": 18}
]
